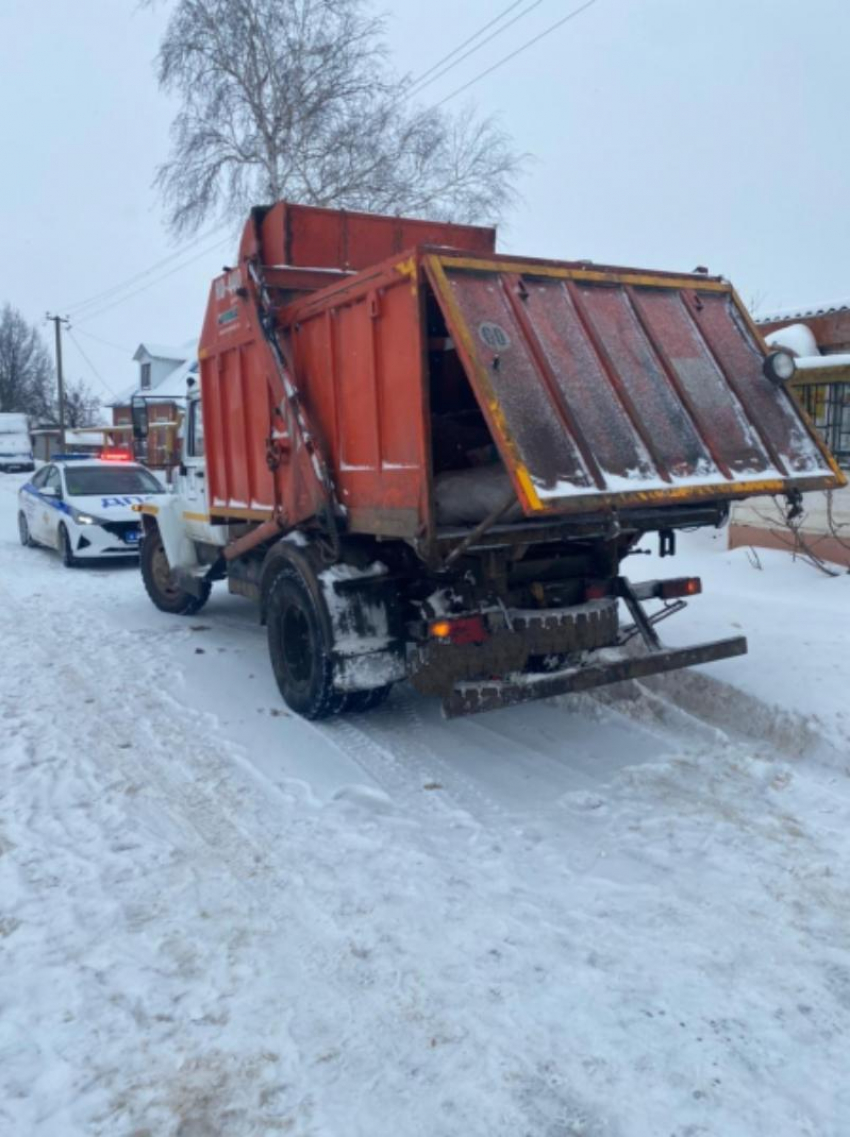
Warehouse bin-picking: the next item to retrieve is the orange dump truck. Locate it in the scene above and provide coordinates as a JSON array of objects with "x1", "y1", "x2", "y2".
[{"x1": 138, "y1": 202, "x2": 844, "y2": 717}]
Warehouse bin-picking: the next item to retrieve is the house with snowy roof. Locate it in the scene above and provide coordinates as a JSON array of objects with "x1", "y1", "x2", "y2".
[
  {"x1": 728, "y1": 300, "x2": 850, "y2": 567},
  {"x1": 755, "y1": 301, "x2": 850, "y2": 468},
  {"x1": 111, "y1": 342, "x2": 198, "y2": 470}
]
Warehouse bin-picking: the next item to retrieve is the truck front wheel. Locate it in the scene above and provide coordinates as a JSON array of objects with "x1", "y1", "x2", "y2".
[
  {"x1": 141, "y1": 527, "x2": 210, "y2": 615},
  {"x1": 266, "y1": 565, "x2": 344, "y2": 720}
]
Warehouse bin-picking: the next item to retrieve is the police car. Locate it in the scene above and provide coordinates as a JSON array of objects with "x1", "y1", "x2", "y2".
[{"x1": 17, "y1": 454, "x2": 166, "y2": 566}]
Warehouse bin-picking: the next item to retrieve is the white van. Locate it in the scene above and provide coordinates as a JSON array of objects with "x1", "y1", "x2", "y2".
[
  {"x1": 0, "y1": 413, "x2": 34, "y2": 470},
  {"x1": 0, "y1": 413, "x2": 34, "y2": 472}
]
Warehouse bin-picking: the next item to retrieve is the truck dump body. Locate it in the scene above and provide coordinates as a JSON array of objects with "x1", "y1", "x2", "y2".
[
  {"x1": 425, "y1": 254, "x2": 840, "y2": 515},
  {"x1": 199, "y1": 225, "x2": 842, "y2": 544}
]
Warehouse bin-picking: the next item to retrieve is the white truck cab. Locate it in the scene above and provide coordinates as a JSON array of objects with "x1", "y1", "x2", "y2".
[
  {"x1": 176, "y1": 388, "x2": 221, "y2": 546},
  {"x1": 138, "y1": 385, "x2": 228, "y2": 613}
]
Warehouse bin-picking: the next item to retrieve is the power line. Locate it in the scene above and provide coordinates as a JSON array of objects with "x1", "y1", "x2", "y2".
[
  {"x1": 70, "y1": 327, "x2": 132, "y2": 354},
  {"x1": 403, "y1": 0, "x2": 529, "y2": 95},
  {"x1": 74, "y1": 235, "x2": 231, "y2": 325},
  {"x1": 432, "y1": 0, "x2": 598, "y2": 108},
  {"x1": 66, "y1": 328, "x2": 119, "y2": 401},
  {"x1": 404, "y1": 0, "x2": 547, "y2": 102},
  {"x1": 62, "y1": 222, "x2": 229, "y2": 317}
]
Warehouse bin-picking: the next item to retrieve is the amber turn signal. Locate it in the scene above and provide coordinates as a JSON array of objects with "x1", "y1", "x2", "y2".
[{"x1": 660, "y1": 577, "x2": 702, "y2": 600}]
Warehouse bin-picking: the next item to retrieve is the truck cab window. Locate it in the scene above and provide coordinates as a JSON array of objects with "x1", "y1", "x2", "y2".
[{"x1": 188, "y1": 402, "x2": 205, "y2": 459}]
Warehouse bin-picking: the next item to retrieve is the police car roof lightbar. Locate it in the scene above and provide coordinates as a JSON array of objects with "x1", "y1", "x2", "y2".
[
  {"x1": 99, "y1": 448, "x2": 132, "y2": 461},
  {"x1": 51, "y1": 453, "x2": 92, "y2": 461}
]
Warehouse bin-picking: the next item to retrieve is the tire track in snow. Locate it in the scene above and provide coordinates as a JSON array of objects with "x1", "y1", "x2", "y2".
[
  {"x1": 0, "y1": 571, "x2": 422, "y2": 1029},
  {"x1": 0, "y1": 576, "x2": 284, "y2": 889},
  {"x1": 315, "y1": 697, "x2": 471, "y2": 820}
]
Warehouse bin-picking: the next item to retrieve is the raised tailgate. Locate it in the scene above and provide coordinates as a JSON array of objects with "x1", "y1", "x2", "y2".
[{"x1": 425, "y1": 253, "x2": 844, "y2": 515}]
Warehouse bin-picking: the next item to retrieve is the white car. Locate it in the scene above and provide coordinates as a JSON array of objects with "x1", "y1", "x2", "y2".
[{"x1": 18, "y1": 456, "x2": 167, "y2": 566}]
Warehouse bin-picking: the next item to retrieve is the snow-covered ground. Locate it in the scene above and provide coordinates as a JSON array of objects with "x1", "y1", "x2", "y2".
[{"x1": 1, "y1": 470, "x2": 849, "y2": 1137}]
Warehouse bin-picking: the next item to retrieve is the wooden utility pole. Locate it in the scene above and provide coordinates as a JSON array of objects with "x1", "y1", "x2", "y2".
[{"x1": 45, "y1": 314, "x2": 69, "y2": 450}]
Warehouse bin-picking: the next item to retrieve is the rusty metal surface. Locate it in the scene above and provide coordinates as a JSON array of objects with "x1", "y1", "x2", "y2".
[
  {"x1": 426, "y1": 254, "x2": 844, "y2": 516},
  {"x1": 410, "y1": 600, "x2": 618, "y2": 697},
  {"x1": 443, "y1": 635, "x2": 749, "y2": 717}
]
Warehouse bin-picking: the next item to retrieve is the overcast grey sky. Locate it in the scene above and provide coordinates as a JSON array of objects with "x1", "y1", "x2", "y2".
[{"x1": 2, "y1": 0, "x2": 848, "y2": 402}]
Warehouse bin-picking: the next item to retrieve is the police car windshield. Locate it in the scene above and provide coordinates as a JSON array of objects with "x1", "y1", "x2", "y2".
[{"x1": 64, "y1": 466, "x2": 164, "y2": 496}]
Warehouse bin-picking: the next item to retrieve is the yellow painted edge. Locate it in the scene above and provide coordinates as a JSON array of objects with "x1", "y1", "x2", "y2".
[
  {"x1": 730, "y1": 286, "x2": 769, "y2": 350},
  {"x1": 182, "y1": 511, "x2": 210, "y2": 523},
  {"x1": 394, "y1": 254, "x2": 419, "y2": 298},
  {"x1": 514, "y1": 465, "x2": 545, "y2": 513},
  {"x1": 435, "y1": 255, "x2": 731, "y2": 293},
  {"x1": 536, "y1": 473, "x2": 845, "y2": 513}
]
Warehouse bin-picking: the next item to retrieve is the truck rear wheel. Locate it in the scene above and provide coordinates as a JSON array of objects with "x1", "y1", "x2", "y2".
[
  {"x1": 141, "y1": 527, "x2": 211, "y2": 615},
  {"x1": 266, "y1": 564, "x2": 347, "y2": 720}
]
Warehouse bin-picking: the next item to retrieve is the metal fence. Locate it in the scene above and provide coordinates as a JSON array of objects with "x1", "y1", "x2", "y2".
[{"x1": 799, "y1": 383, "x2": 850, "y2": 468}]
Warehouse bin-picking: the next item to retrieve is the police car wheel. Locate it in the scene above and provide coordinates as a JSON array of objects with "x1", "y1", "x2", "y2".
[
  {"x1": 58, "y1": 524, "x2": 78, "y2": 568},
  {"x1": 141, "y1": 527, "x2": 210, "y2": 615},
  {"x1": 18, "y1": 512, "x2": 34, "y2": 547},
  {"x1": 266, "y1": 565, "x2": 344, "y2": 720}
]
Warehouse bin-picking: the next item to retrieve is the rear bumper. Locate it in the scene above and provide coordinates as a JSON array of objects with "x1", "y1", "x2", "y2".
[
  {"x1": 410, "y1": 600, "x2": 619, "y2": 697},
  {"x1": 442, "y1": 635, "x2": 747, "y2": 718}
]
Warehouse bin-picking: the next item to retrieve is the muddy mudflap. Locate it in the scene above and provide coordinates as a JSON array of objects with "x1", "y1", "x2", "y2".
[
  {"x1": 319, "y1": 561, "x2": 408, "y2": 694},
  {"x1": 442, "y1": 636, "x2": 748, "y2": 718}
]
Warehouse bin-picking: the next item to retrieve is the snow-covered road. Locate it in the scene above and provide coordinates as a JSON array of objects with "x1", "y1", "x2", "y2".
[{"x1": 1, "y1": 470, "x2": 849, "y2": 1136}]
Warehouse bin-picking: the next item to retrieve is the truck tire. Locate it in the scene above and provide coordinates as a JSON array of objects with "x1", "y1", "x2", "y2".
[
  {"x1": 141, "y1": 527, "x2": 211, "y2": 615},
  {"x1": 266, "y1": 564, "x2": 344, "y2": 720}
]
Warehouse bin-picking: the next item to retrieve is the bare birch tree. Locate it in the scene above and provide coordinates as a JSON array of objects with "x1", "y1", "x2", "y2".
[
  {"x1": 150, "y1": 0, "x2": 524, "y2": 234},
  {"x1": 0, "y1": 305, "x2": 54, "y2": 419}
]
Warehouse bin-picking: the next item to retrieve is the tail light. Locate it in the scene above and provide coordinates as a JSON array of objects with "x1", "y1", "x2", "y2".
[
  {"x1": 585, "y1": 580, "x2": 611, "y2": 601},
  {"x1": 660, "y1": 577, "x2": 701, "y2": 600},
  {"x1": 429, "y1": 615, "x2": 488, "y2": 645}
]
